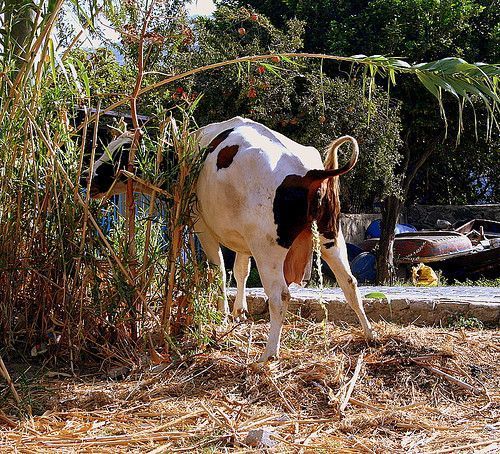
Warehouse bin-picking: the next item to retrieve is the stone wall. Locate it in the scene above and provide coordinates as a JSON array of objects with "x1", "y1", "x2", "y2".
[
  {"x1": 230, "y1": 286, "x2": 500, "y2": 326},
  {"x1": 340, "y1": 213, "x2": 380, "y2": 245},
  {"x1": 406, "y1": 204, "x2": 500, "y2": 229}
]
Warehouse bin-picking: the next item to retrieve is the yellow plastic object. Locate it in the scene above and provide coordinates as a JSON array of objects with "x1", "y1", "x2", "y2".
[{"x1": 412, "y1": 263, "x2": 438, "y2": 286}]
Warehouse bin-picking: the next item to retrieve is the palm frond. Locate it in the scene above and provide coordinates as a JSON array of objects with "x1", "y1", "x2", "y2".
[{"x1": 350, "y1": 55, "x2": 499, "y2": 140}]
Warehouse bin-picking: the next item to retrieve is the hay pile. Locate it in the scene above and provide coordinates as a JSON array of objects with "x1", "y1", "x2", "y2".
[{"x1": 1, "y1": 321, "x2": 499, "y2": 453}]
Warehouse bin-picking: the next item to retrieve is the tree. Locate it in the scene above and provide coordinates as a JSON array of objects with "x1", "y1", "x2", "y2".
[
  {"x1": 409, "y1": 120, "x2": 499, "y2": 205},
  {"x1": 107, "y1": 5, "x2": 403, "y2": 213},
  {"x1": 227, "y1": 0, "x2": 499, "y2": 282}
]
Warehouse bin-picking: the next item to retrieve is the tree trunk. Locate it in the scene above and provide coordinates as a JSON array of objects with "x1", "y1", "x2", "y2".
[
  {"x1": 376, "y1": 195, "x2": 403, "y2": 284},
  {"x1": 375, "y1": 135, "x2": 437, "y2": 285}
]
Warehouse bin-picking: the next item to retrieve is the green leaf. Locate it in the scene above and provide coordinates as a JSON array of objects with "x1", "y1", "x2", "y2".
[
  {"x1": 48, "y1": 38, "x2": 57, "y2": 84},
  {"x1": 188, "y1": 93, "x2": 204, "y2": 115},
  {"x1": 259, "y1": 62, "x2": 284, "y2": 79},
  {"x1": 416, "y1": 72, "x2": 440, "y2": 100},
  {"x1": 417, "y1": 57, "x2": 468, "y2": 73},
  {"x1": 279, "y1": 55, "x2": 302, "y2": 67},
  {"x1": 75, "y1": 59, "x2": 90, "y2": 98},
  {"x1": 364, "y1": 292, "x2": 388, "y2": 299},
  {"x1": 66, "y1": 62, "x2": 82, "y2": 94}
]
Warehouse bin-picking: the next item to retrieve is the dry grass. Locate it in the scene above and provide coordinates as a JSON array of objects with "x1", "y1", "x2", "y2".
[{"x1": 0, "y1": 321, "x2": 499, "y2": 453}]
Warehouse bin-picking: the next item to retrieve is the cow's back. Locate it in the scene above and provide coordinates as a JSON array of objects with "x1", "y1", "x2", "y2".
[{"x1": 195, "y1": 118, "x2": 323, "y2": 254}]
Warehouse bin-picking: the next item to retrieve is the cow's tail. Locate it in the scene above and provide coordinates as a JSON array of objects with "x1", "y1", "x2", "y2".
[
  {"x1": 304, "y1": 135, "x2": 359, "y2": 241},
  {"x1": 302, "y1": 135, "x2": 359, "y2": 183},
  {"x1": 323, "y1": 135, "x2": 359, "y2": 177}
]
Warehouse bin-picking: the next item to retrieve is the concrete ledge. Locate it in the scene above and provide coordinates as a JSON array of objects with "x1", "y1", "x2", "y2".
[{"x1": 228, "y1": 286, "x2": 500, "y2": 326}]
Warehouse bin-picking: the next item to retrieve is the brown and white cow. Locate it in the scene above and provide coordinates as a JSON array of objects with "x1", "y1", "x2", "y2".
[{"x1": 84, "y1": 116, "x2": 376, "y2": 362}]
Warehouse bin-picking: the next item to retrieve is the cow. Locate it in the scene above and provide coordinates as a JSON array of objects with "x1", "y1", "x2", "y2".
[{"x1": 83, "y1": 116, "x2": 376, "y2": 362}]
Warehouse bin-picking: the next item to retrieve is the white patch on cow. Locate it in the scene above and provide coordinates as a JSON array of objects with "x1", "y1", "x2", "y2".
[
  {"x1": 195, "y1": 116, "x2": 248, "y2": 149},
  {"x1": 91, "y1": 132, "x2": 134, "y2": 177},
  {"x1": 196, "y1": 117, "x2": 323, "y2": 171}
]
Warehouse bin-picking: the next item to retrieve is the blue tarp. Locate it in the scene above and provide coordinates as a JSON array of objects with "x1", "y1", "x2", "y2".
[
  {"x1": 346, "y1": 243, "x2": 363, "y2": 262},
  {"x1": 365, "y1": 219, "x2": 417, "y2": 239},
  {"x1": 351, "y1": 252, "x2": 377, "y2": 283}
]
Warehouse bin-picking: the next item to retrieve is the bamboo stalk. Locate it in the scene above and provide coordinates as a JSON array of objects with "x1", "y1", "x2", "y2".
[
  {"x1": 162, "y1": 196, "x2": 182, "y2": 336},
  {"x1": 125, "y1": 1, "x2": 156, "y2": 341},
  {"x1": 139, "y1": 120, "x2": 164, "y2": 292},
  {"x1": 0, "y1": 355, "x2": 21, "y2": 406},
  {"x1": 119, "y1": 171, "x2": 172, "y2": 199},
  {"x1": 20, "y1": 108, "x2": 159, "y2": 326}
]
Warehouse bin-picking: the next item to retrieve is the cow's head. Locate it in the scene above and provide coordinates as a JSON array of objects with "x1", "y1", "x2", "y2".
[{"x1": 81, "y1": 131, "x2": 135, "y2": 198}]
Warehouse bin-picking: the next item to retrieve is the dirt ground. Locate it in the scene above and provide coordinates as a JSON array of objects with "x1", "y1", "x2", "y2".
[{"x1": 0, "y1": 320, "x2": 499, "y2": 453}]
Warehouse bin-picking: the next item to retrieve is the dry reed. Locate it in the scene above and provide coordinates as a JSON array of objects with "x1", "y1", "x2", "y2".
[{"x1": 0, "y1": 0, "x2": 219, "y2": 369}]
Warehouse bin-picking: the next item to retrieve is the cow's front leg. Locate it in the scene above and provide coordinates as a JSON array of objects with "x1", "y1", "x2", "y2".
[
  {"x1": 259, "y1": 283, "x2": 289, "y2": 362},
  {"x1": 253, "y1": 252, "x2": 290, "y2": 362},
  {"x1": 232, "y1": 253, "x2": 251, "y2": 321},
  {"x1": 321, "y1": 231, "x2": 376, "y2": 340}
]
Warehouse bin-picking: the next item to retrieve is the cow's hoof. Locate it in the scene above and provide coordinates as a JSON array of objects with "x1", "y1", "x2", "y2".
[
  {"x1": 249, "y1": 356, "x2": 277, "y2": 371},
  {"x1": 365, "y1": 330, "x2": 379, "y2": 342},
  {"x1": 249, "y1": 361, "x2": 267, "y2": 372},
  {"x1": 231, "y1": 309, "x2": 248, "y2": 323},
  {"x1": 256, "y1": 352, "x2": 278, "y2": 364}
]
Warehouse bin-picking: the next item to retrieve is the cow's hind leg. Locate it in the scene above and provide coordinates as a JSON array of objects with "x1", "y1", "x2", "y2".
[
  {"x1": 232, "y1": 253, "x2": 251, "y2": 320},
  {"x1": 195, "y1": 221, "x2": 230, "y2": 317},
  {"x1": 321, "y1": 231, "x2": 376, "y2": 340},
  {"x1": 252, "y1": 248, "x2": 289, "y2": 362}
]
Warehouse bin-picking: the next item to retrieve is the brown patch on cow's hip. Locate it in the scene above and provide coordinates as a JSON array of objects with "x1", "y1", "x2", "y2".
[
  {"x1": 217, "y1": 145, "x2": 239, "y2": 170},
  {"x1": 273, "y1": 171, "x2": 340, "y2": 250},
  {"x1": 283, "y1": 228, "x2": 313, "y2": 285},
  {"x1": 274, "y1": 164, "x2": 343, "y2": 284}
]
